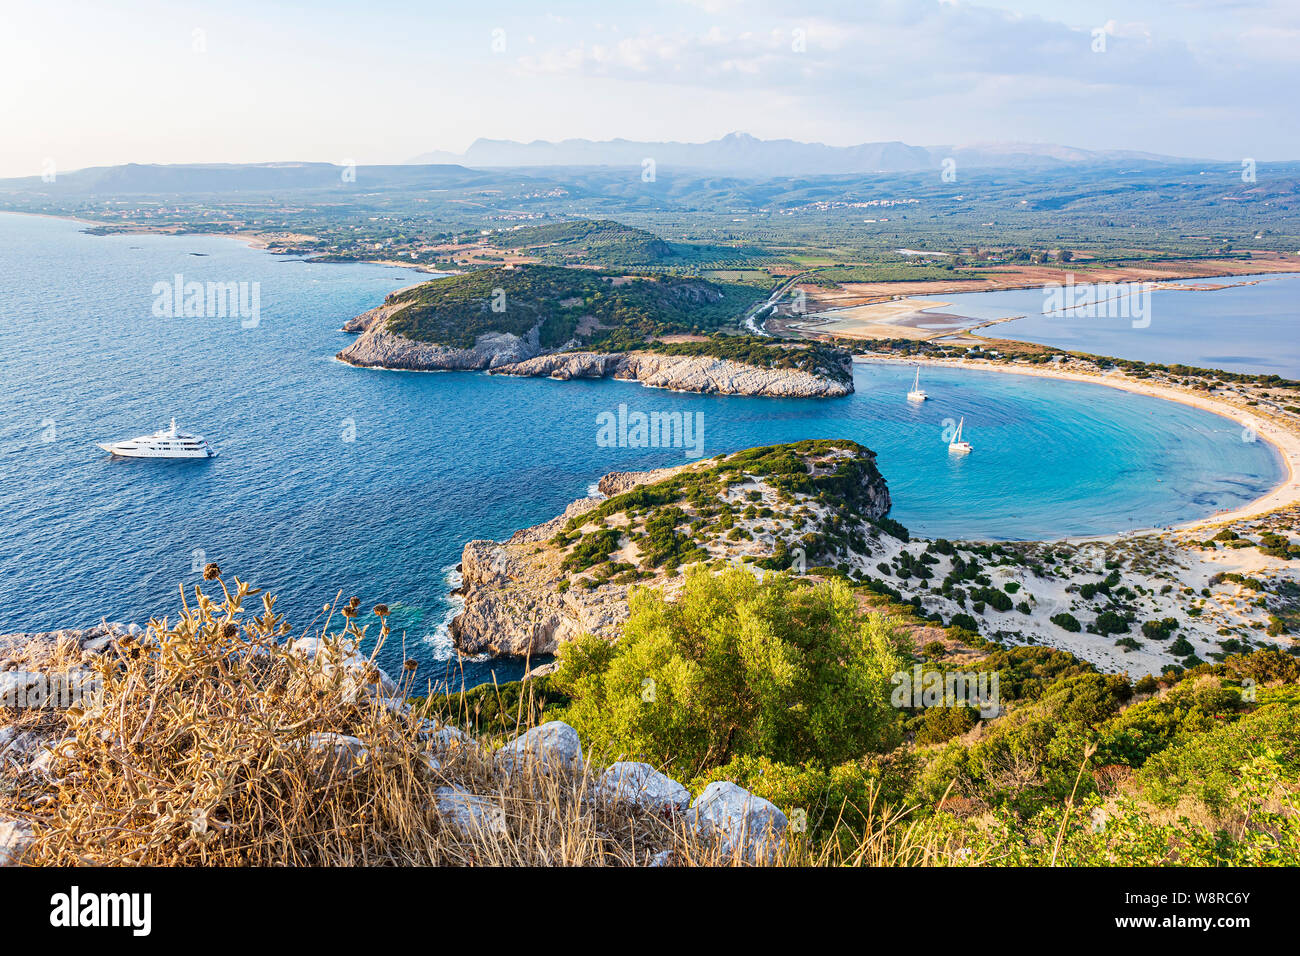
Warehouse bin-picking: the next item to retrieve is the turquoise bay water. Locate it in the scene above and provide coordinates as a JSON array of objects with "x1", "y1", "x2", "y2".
[
  {"x1": 0, "y1": 213, "x2": 1285, "y2": 684},
  {"x1": 934, "y1": 273, "x2": 1300, "y2": 378}
]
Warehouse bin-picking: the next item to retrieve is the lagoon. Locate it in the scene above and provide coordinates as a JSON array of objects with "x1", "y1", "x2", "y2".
[{"x1": 934, "y1": 272, "x2": 1300, "y2": 378}]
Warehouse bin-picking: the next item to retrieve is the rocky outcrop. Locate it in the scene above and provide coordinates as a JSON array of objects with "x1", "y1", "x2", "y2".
[
  {"x1": 435, "y1": 785, "x2": 507, "y2": 836},
  {"x1": 451, "y1": 495, "x2": 633, "y2": 657},
  {"x1": 337, "y1": 324, "x2": 542, "y2": 371},
  {"x1": 594, "y1": 761, "x2": 692, "y2": 814},
  {"x1": 337, "y1": 297, "x2": 852, "y2": 396},
  {"x1": 491, "y1": 349, "x2": 853, "y2": 397},
  {"x1": 495, "y1": 721, "x2": 583, "y2": 777},
  {"x1": 688, "y1": 781, "x2": 788, "y2": 864},
  {"x1": 451, "y1": 441, "x2": 892, "y2": 658},
  {"x1": 494, "y1": 351, "x2": 622, "y2": 381},
  {"x1": 0, "y1": 819, "x2": 34, "y2": 866},
  {"x1": 597, "y1": 465, "x2": 691, "y2": 497},
  {"x1": 2, "y1": 625, "x2": 792, "y2": 864},
  {"x1": 451, "y1": 464, "x2": 695, "y2": 657},
  {"x1": 341, "y1": 300, "x2": 405, "y2": 334},
  {"x1": 289, "y1": 636, "x2": 398, "y2": 700}
]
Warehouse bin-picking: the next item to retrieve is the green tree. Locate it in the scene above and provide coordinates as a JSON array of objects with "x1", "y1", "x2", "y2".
[{"x1": 552, "y1": 567, "x2": 909, "y2": 776}]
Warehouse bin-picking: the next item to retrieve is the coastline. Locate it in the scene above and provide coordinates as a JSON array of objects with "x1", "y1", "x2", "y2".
[
  {"x1": 0, "y1": 209, "x2": 442, "y2": 273},
  {"x1": 855, "y1": 354, "x2": 1300, "y2": 534}
]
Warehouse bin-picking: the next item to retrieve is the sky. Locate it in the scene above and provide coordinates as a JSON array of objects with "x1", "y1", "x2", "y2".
[{"x1": 2, "y1": 0, "x2": 1297, "y2": 178}]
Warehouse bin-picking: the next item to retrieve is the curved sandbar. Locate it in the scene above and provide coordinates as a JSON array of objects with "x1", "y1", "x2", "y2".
[{"x1": 854, "y1": 354, "x2": 1299, "y2": 533}]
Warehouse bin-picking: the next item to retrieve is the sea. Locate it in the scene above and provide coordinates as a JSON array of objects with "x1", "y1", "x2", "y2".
[{"x1": 0, "y1": 213, "x2": 1286, "y2": 685}]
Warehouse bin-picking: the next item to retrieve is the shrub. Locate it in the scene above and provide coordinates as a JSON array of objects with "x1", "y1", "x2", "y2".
[
  {"x1": 1141, "y1": 617, "x2": 1179, "y2": 640},
  {"x1": 914, "y1": 705, "x2": 979, "y2": 745},
  {"x1": 1093, "y1": 611, "x2": 1130, "y2": 635},
  {"x1": 552, "y1": 567, "x2": 909, "y2": 776},
  {"x1": 1051, "y1": 612, "x2": 1081, "y2": 632}
]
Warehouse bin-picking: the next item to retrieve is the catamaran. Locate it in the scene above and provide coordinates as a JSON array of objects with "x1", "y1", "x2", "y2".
[
  {"x1": 948, "y1": 417, "x2": 972, "y2": 455},
  {"x1": 907, "y1": 366, "x2": 927, "y2": 402},
  {"x1": 98, "y1": 419, "x2": 216, "y2": 459}
]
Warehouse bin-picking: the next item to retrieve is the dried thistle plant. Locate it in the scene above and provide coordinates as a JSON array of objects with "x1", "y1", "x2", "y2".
[{"x1": 0, "y1": 572, "x2": 972, "y2": 867}]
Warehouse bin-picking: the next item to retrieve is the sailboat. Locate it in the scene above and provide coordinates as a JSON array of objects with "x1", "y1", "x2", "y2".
[
  {"x1": 948, "y1": 417, "x2": 972, "y2": 455},
  {"x1": 907, "y1": 365, "x2": 927, "y2": 402}
]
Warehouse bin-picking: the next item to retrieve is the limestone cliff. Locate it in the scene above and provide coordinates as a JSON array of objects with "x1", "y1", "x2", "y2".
[
  {"x1": 490, "y1": 349, "x2": 854, "y2": 397},
  {"x1": 337, "y1": 324, "x2": 542, "y2": 371},
  {"x1": 337, "y1": 291, "x2": 853, "y2": 395}
]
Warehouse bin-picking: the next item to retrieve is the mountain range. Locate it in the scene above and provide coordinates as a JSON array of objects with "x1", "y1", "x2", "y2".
[{"x1": 409, "y1": 132, "x2": 1186, "y2": 176}]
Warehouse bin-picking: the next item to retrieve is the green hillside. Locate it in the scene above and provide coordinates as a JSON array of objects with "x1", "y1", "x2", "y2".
[
  {"x1": 484, "y1": 219, "x2": 674, "y2": 266},
  {"x1": 382, "y1": 264, "x2": 760, "y2": 349}
]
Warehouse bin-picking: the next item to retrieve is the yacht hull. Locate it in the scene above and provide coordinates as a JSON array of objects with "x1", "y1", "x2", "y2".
[{"x1": 98, "y1": 443, "x2": 215, "y2": 459}]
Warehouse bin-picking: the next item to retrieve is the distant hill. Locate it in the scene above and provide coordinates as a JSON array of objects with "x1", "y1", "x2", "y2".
[
  {"x1": 0, "y1": 162, "x2": 495, "y2": 195},
  {"x1": 484, "y1": 219, "x2": 674, "y2": 266},
  {"x1": 410, "y1": 132, "x2": 1189, "y2": 175},
  {"x1": 482, "y1": 219, "x2": 771, "y2": 269}
]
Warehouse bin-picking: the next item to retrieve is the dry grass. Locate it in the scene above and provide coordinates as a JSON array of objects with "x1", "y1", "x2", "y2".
[{"x1": 0, "y1": 572, "x2": 975, "y2": 867}]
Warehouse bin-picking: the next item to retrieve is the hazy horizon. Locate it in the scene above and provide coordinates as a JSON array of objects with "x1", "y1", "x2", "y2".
[{"x1": 4, "y1": 0, "x2": 1299, "y2": 179}]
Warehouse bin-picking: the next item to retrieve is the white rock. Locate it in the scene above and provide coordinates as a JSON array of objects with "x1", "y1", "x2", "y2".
[
  {"x1": 594, "y1": 761, "x2": 691, "y2": 814},
  {"x1": 689, "y1": 781, "x2": 788, "y2": 864},
  {"x1": 304, "y1": 732, "x2": 370, "y2": 778},
  {"x1": 495, "y1": 720, "x2": 582, "y2": 776},
  {"x1": 418, "y1": 721, "x2": 474, "y2": 753},
  {"x1": 289, "y1": 637, "x2": 397, "y2": 697},
  {"x1": 0, "y1": 671, "x2": 101, "y2": 710},
  {"x1": 80, "y1": 635, "x2": 116, "y2": 656},
  {"x1": 434, "y1": 785, "x2": 506, "y2": 836},
  {"x1": 25, "y1": 739, "x2": 77, "y2": 783},
  {"x1": 0, "y1": 730, "x2": 43, "y2": 771},
  {"x1": 0, "y1": 819, "x2": 35, "y2": 866},
  {"x1": 0, "y1": 672, "x2": 45, "y2": 709},
  {"x1": 373, "y1": 697, "x2": 411, "y2": 717}
]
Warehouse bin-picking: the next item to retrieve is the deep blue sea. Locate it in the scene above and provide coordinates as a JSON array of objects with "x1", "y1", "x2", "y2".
[
  {"x1": 933, "y1": 273, "x2": 1300, "y2": 378},
  {"x1": 0, "y1": 213, "x2": 1286, "y2": 685}
]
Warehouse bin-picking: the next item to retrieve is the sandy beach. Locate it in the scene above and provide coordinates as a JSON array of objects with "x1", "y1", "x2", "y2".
[
  {"x1": 852, "y1": 353, "x2": 1300, "y2": 673},
  {"x1": 855, "y1": 354, "x2": 1300, "y2": 533}
]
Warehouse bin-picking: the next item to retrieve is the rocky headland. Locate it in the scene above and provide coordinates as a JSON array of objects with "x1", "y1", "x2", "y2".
[
  {"x1": 337, "y1": 322, "x2": 853, "y2": 396},
  {"x1": 449, "y1": 437, "x2": 1299, "y2": 675},
  {"x1": 451, "y1": 440, "x2": 894, "y2": 657},
  {"x1": 335, "y1": 266, "x2": 854, "y2": 397}
]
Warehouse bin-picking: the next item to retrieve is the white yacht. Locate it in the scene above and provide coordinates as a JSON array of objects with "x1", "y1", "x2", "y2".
[
  {"x1": 98, "y1": 419, "x2": 216, "y2": 459},
  {"x1": 907, "y1": 366, "x2": 928, "y2": 402},
  {"x1": 948, "y1": 417, "x2": 972, "y2": 455}
]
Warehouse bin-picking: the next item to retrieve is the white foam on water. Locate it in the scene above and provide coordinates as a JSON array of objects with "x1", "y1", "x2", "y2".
[{"x1": 422, "y1": 563, "x2": 489, "y2": 662}]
